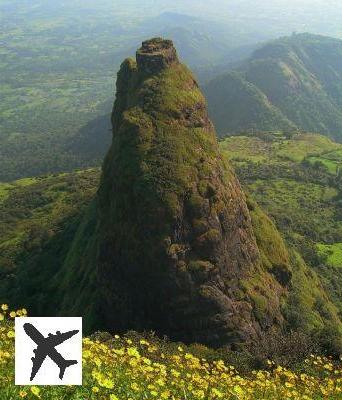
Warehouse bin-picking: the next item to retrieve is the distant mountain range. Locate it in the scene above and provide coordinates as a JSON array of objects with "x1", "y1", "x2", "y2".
[{"x1": 204, "y1": 33, "x2": 342, "y2": 141}]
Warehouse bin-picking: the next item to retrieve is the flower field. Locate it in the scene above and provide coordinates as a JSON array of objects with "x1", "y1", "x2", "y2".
[{"x1": 1, "y1": 305, "x2": 342, "y2": 399}]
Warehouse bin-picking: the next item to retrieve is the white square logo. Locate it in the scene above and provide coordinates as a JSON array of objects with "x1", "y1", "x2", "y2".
[{"x1": 15, "y1": 317, "x2": 82, "y2": 385}]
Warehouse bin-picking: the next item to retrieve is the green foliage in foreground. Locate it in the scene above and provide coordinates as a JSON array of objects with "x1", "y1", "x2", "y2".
[{"x1": 317, "y1": 243, "x2": 342, "y2": 269}]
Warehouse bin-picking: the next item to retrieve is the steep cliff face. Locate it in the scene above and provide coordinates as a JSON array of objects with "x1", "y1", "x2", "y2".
[{"x1": 96, "y1": 38, "x2": 290, "y2": 347}]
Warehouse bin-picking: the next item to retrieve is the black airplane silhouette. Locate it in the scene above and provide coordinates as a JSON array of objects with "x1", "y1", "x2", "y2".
[{"x1": 23, "y1": 323, "x2": 79, "y2": 381}]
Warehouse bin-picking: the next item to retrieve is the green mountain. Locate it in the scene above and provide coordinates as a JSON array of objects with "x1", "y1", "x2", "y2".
[
  {"x1": 204, "y1": 34, "x2": 342, "y2": 140},
  {"x1": 93, "y1": 38, "x2": 293, "y2": 347},
  {"x1": 1, "y1": 39, "x2": 341, "y2": 352},
  {"x1": 204, "y1": 71, "x2": 296, "y2": 134}
]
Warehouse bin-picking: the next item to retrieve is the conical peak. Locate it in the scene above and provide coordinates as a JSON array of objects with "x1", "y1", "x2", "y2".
[{"x1": 136, "y1": 38, "x2": 179, "y2": 73}]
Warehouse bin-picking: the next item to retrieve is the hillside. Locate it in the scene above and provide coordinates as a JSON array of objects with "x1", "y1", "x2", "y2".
[
  {"x1": 221, "y1": 132, "x2": 342, "y2": 315},
  {"x1": 1, "y1": 40, "x2": 341, "y2": 353},
  {"x1": 1, "y1": 138, "x2": 342, "y2": 350},
  {"x1": 205, "y1": 71, "x2": 296, "y2": 134},
  {"x1": 0, "y1": 169, "x2": 99, "y2": 313},
  {"x1": 204, "y1": 33, "x2": 342, "y2": 141}
]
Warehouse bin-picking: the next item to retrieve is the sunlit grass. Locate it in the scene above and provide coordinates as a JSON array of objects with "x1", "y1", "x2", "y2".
[{"x1": 317, "y1": 243, "x2": 342, "y2": 268}]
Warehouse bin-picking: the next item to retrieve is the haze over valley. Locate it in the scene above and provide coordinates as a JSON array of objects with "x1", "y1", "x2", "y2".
[{"x1": 1, "y1": 0, "x2": 342, "y2": 180}]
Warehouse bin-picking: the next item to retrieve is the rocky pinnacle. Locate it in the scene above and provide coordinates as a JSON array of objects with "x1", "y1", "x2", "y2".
[{"x1": 136, "y1": 38, "x2": 179, "y2": 73}]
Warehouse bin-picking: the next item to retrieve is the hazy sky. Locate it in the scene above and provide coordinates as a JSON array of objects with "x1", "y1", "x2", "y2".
[{"x1": 1, "y1": 0, "x2": 341, "y2": 41}]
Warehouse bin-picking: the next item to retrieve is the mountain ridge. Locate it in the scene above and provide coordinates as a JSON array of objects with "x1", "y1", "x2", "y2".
[{"x1": 204, "y1": 33, "x2": 342, "y2": 141}]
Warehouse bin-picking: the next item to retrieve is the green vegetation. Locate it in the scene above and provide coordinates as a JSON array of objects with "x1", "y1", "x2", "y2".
[
  {"x1": 317, "y1": 243, "x2": 342, "y2": 268},
  {"x1": 204, "y1": 33, "x2": 342, "y2": 141},
  {"x1": 0, "y1": 169, "x2": 100, "y2": 318},
  {"x1": 204, "y1": 71, "x2": 296, "y2": 135},
  {"x1": 221, "y1": 132, "x2": 342, "y2": 316}
]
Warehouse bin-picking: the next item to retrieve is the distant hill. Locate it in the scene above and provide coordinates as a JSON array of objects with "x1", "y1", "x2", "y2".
[
  {"x1": 137, "y1": 12, "x2": 259, "y2": 67},
  {"x1": 0, "y1": 4, "x2": 260, "y2": 182},
  {"x1": 204, "y1": 34, "x2": 342, "y2": 141}
]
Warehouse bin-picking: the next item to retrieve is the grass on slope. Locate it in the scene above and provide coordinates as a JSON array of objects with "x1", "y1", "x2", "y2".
[{"x1": 0, "y1": 169, "x2": 100, "y2": 311}]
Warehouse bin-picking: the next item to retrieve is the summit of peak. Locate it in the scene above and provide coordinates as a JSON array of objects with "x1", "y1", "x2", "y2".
[{"x1": 136, "y1": 37, "x2": 179, "y2": 73}]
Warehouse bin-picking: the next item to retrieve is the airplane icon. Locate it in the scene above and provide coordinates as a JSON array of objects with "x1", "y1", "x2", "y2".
[{"x1": 23, "y1": 323, "x2": 79, "y2": 381}]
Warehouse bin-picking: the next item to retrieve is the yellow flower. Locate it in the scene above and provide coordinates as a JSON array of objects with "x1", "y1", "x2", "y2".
[
  {"x1": 234, "y1": 385, "x2": 244, "y2": 396},
  {"x1": 100, "y1": 378, "x2": 114, "y2": 389},
  {"x1": 161, "y1": 390, "x2": 171, "y2": 399},
  {"x1": 7, "y1": 330, "x2": 15, "y2": 338},
  {"x1": 0, "y1": 313, "x2": 4, "y2": 321},
  {"x1": 30, "y1": 386, "x2": 40, "y2": 397},
  {"x1": 127, "y1": 347, "x2": 140, "y2": 358},
  {"x1": 1, "y1": 304, "x2": 8, "y2": 311},
  {"x1": 211, "y1": 388, "x2": 224, "y2": 398},
  {"x1": 110, "y1": 395, "x2": 119, "y2": 400},
  {"x1": 131, "y1": 382, "x2": 140, "y2": 392},
  {"x1": 9, "y1": 311, "x2": 16, "y2": 318},
  {"x1": 83, "y1": 350, "x2": 91, "y2": 359},
  {"x1": 19, "y1": 391, "x2": 27, "y2": 398},
  {"x1": 92, "y1": 386, "x2": 99, "y2": 393}
]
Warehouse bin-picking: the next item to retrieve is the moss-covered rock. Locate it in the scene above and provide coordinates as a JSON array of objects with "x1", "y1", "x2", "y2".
[{"x1": 95, "y1": 38, "x2": 289, "y2": 347}]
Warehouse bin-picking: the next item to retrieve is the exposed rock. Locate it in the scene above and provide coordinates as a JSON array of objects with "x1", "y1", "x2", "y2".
[{"x1": 136, "y1": 38, "x2": 179, "y2": 74}]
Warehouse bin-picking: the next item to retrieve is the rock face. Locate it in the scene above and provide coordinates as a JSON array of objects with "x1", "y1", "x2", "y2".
[
  {"x1": 136, "y1": 38, "x2": 178, "y2": 73},
  {"x1": 96, "y1": 38, "x2": 290, "y2": 347}
]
